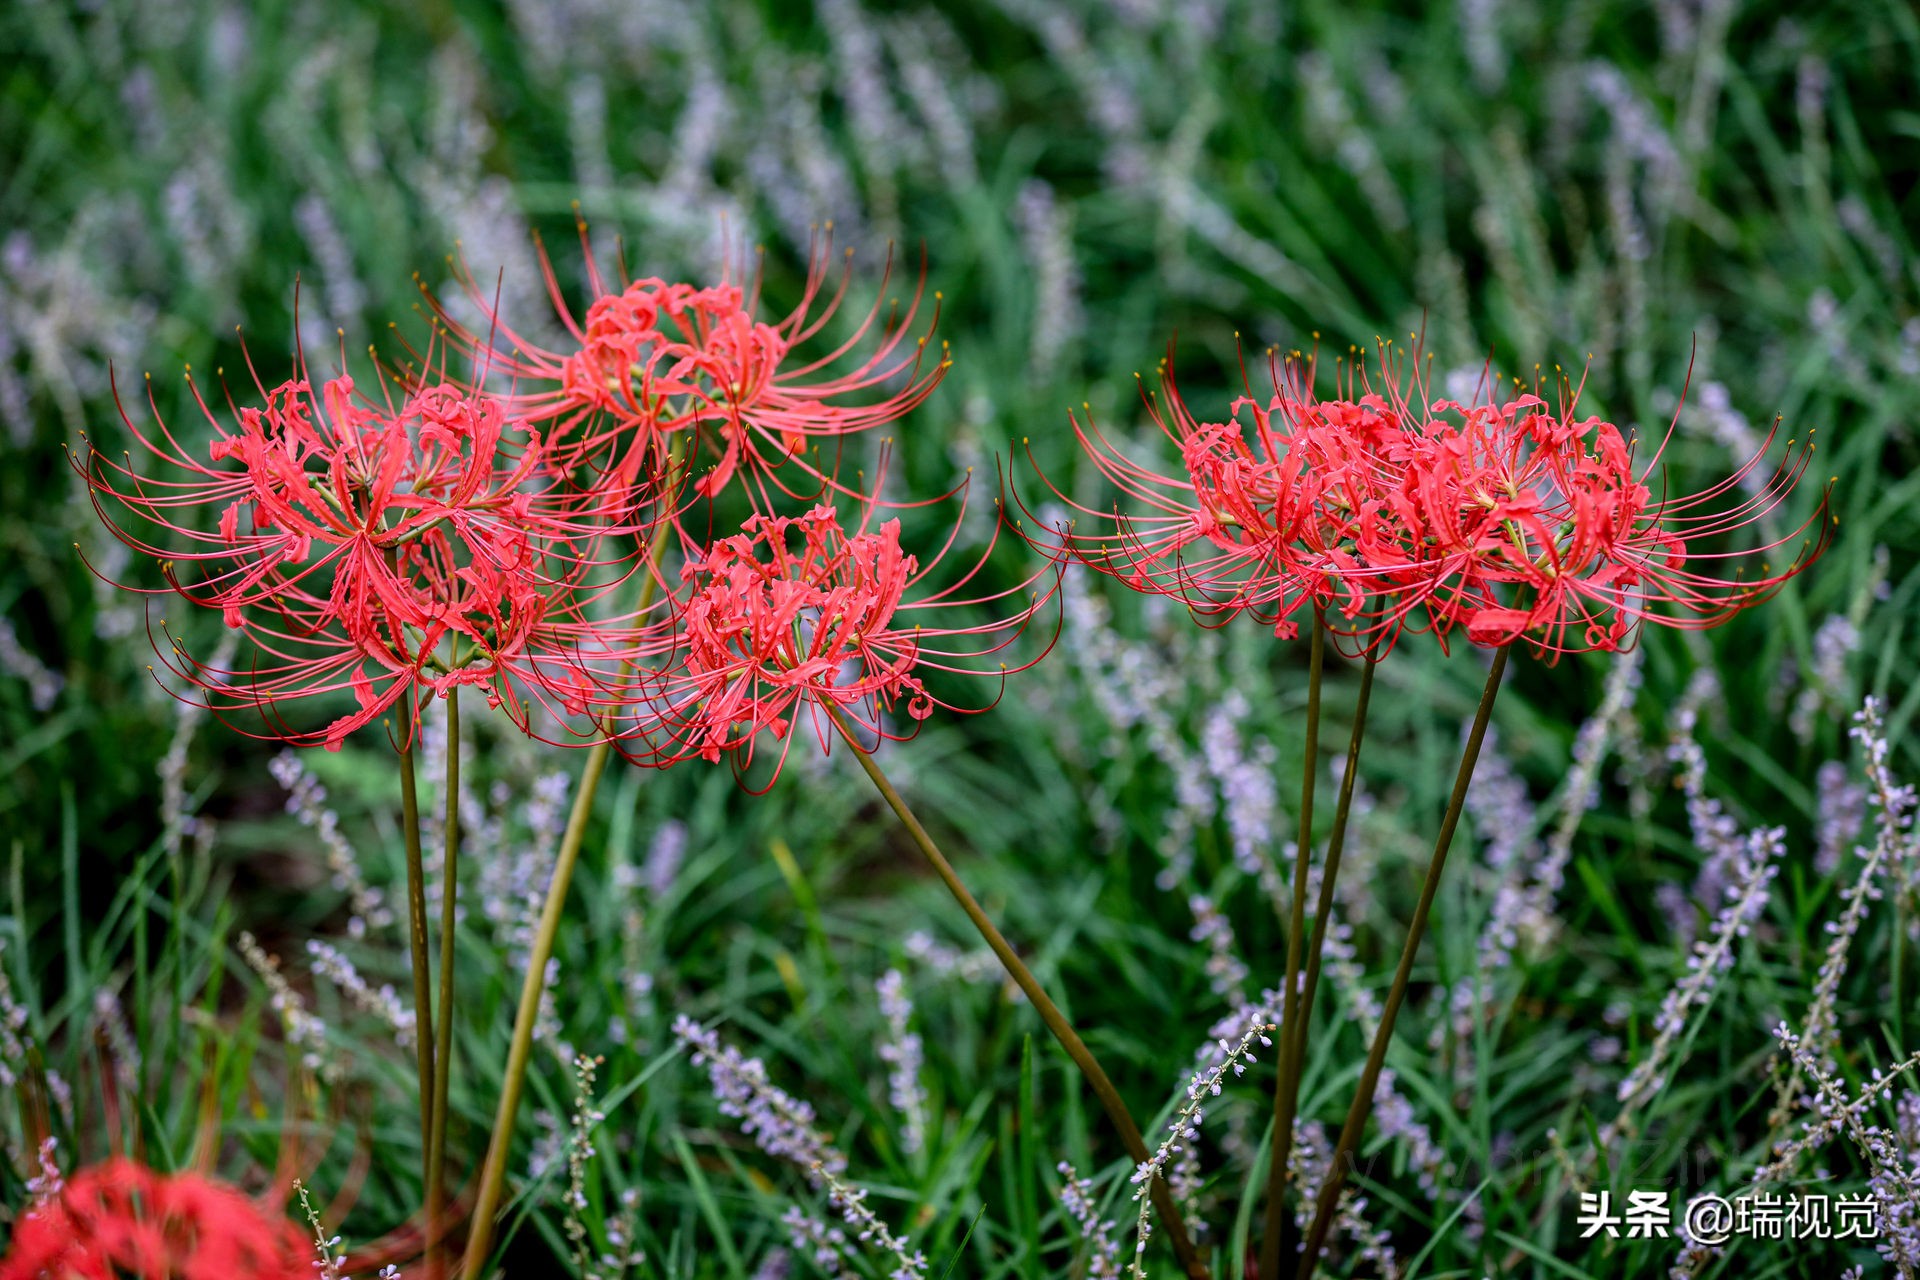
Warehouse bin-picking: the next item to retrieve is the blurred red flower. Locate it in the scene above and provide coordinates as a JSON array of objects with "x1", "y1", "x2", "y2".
[{"x1": 1, "y1": 1159, "x2": 310, "y2": 1280}]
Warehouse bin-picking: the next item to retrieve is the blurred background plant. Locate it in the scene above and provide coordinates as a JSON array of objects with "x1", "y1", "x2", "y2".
[{"x1": 0, "y1": 0, "x2": 1916, "y2": 1275}]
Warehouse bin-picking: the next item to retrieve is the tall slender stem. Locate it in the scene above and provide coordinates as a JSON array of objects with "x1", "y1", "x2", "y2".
[
  {"x1": 1288, "y1": 659, "x2": 1376, "y2": 1081},
  {"x1": 463, "y1": 737, "x2": 609, "y2": 1275},
  {"x1": 1295, "y1": 647, "x2": 1509, "y2": 1280},
  {"x1": 823, "y1": 702, "x2": 1210, "y2": 1280},
  {"x1": 426, "y1": 686, "x2": 461, "y2": 1279},
  {"x1": 134, "y1": 851, "x2": 150, "y2": 1110},
  {"x1": 397, "y1": 724, "x2": 438, "y2": 1255},
  {"x1": 1259, "y1": 615, "x2": 1324, "y2": 1277},
  {"x1": 462, "y1": 435, "x2": 684, "y2": 1276}
]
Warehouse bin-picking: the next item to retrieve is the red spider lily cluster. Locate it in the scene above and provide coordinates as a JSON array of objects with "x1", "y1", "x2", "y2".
[
  {"x1": 65, "y1": 211, "x2": 1838, "y2": 1280},
  {"x1": 79, "y1": 367, "x2": 655, "y2": 749},
  {"x1": 1029, "y1": 344, "x2": 1828, "y2": 658},
  {"x1": 615, "y1": 485, "x2": 1047, "y2": 776},
  {"x1": 77, "y1": 235, "x2": 1047, "y2": 772},
  {"x1": 417, "y1": 228, "x2": 945, "y2": 502},
  {"x1": 0, "y1": 1159, "x2": 310, "y2": 1280}
]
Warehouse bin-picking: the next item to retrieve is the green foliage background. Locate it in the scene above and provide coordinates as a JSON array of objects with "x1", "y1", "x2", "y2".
[{"x1": 0, "y1": 0, "x2": 1915, "y2": 1276}]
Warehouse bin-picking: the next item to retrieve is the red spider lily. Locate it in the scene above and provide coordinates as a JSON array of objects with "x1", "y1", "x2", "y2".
[
  {"x1": 1024, "y1": 343, "x2": 1828, "y2": 658},
  {"x1": 612, "y1": 481, "x2": 1058, "y2": 783},
  {"x1": 75, "y1": 361, "x2": 666, "y2": 749},
  {"x1": 1019, "y1": 353, "x2": 1410, "y2": 642},
  {"x1": 1348, "y1": 358, "x2": 1831, "y2": 656},
  {"x1": 0, "y1": 1159, "x2": 311, "y2": 1280},
  {"x1": 2, "y1": 947, "x2": 464, "y2": 1280},
  {"x1": 413, "y1": 224, "x2": 947, "y2": 503}
]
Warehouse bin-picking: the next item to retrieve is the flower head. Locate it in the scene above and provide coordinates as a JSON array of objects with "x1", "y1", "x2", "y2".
[
  {"x1": 1029, "y1": 342, "x2": 1827, "y2": 658},
  {"x1": 1348, "y1": 357, "x2": 1829, "y2": 654},
  {"x1": 76, "y1": 361, "x2": 658, "y2": 748},
  {"x1": 1023, "y1": 352, "x2": 1417, "y2": 643},
  {"x1": 617, "y1": 482, "x2": 1056, "y2": 779},
  {"x1": 0, "y1": 1158, "x2": 310, "y2": 1280},
  {"x1": 418, "y1": 226, "x2": 947, "y2": 501}
]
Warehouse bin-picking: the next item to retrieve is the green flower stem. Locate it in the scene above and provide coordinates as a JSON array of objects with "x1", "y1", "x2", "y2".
[
  {"x1": 396, "y1": 728, "x2": 438, "y2": 1248},
  {"x1": 1295, "y1": 646, "x2": 1509, "y2": 1280},
  {"x1": 1259, "y1": 614, "x2": 1324, "y2": 1278},
  {"x1": 462, "y1": 735, "x2": 610, "y2": 1275},
  {"x1": 1287, "y1": 659, "x2": 1376, "y2": 1087},
  {"x1": 425, "y1": 684, "x2": 460, "y2": 1279},
  {"x1": 823, "y1": 701, "x2": 1210, "y2": 1280},
  {"x1": 1262, "y1": 658, "x2": 1376, "y2": 1267},
  {"x1": 462, "y1": 436, "x2": 684, "y2": 1276}
]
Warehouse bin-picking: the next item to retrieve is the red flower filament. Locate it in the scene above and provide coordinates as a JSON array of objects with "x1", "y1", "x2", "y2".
[
  {"x1": 1032, "y1": 343, "x2": 1828, "y2": 657},
  {"x1": 421, "y1": 228, "x2": 948, "y2": 502},
  {"x1": 617, "y1": 495, "x2": 1054, "y2": 777},
  {"x1": 78, "y1": 366, "x2": 654, "y2": 748}
]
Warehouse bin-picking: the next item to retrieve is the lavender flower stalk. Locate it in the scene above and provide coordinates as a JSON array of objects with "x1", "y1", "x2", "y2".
[
  {"x1": 306, "y1": 940, "x2": 415, "y2": 1048},
  {"x1": 270, "y1": 751, "x2": 393, "y2": 939},
  {"x1": 674, "y1": 1015, "x2": 846, "y2": 1182},
  {"x1": 238, "y1": 931, "x2": 334, "y2": 1082},
  {"x1": 1129, "y1": 1022, "x2": 1273, "y2": 1276},
  {"x1": 1776, "y1": 1024, "x2": 1920, "y2": 1274},
  {"x1": 563, "y1": 1053, "x2": 607, "y2": 1274},
  {"x1": 0, "y1": 936, "x2": 32, "y2": 1090},
  {"x1": 89, "y1": 987, "x2": 140, "y2": 1094},
  {"x1": 25, "y1": 1136, "x2": 62, "y2": 1206},
  {"x1": 1189, "y1": 895, "x2": 1249, "y2": 1002},
  {"x1": 875, "y1": 970, "x2": 929, "y2": 1156},
  {"x1": 1815, "y1": 758, "x2": 1869, "y2": 878},
  {"x1": 1796, "y1": 701, "x2": 1912, "y2": 1072},
  {"x1": 1663, "y1": 671, "x2": 1746, "y2": 946},
  {"x1": 1058, "y1": 1161, "x2": 1123, "y2": 1279},
  {"x1": 1607, "y1": 825, "x2": 1784, "y2": 1144},
  {"x1": 1287, "y1": 1117, "x2": 1400, "y2": 1278},
  {"x1": 674, "y1": 1016, "x2": 925, "y2": 1277},
  {"x1": 814, "y1": 1162, "x2": 928, "y2": 1280},
  {"x1": 0, "y1": 616, "x2": 63, "y2": 712},
  {"x1": 1790, "y1": 614, "x2": 1861, "y2": 742},
  {"x1": 1753, "y1": 1039, "x2": 1920, "y2": 1189}
]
